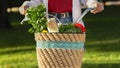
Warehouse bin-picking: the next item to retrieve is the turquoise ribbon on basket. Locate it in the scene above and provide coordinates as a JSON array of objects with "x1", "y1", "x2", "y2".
[{"x1": 36, "y1": 41, "x2": 84, "y2": 49}]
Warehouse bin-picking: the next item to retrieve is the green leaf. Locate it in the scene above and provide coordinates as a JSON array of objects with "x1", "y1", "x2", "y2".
[
  {"x1": 28, "y1": 28, "x2": 35, "y2": 33},
  {"x1": 25, "y1": 4, "x2": 47, "y2": 33}
]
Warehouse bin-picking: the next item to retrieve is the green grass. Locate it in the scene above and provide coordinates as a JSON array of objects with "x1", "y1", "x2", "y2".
[
  {"x1": 0, "y1": 6, "x2": 120, "y2": 68},
  {"x1": 82, "y1": 6, "x2": 120, "y2": 68}
]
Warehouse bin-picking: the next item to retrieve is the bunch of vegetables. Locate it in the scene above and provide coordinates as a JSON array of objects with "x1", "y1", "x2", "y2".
[
  {"x1": 25, "y1": 4, "x2": 82, "y2": 33},
  {"x1": 59, "y1": 23, "x2": 82, "y2": 33}
]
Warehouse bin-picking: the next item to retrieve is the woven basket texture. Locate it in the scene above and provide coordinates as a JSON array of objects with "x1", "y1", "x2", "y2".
[
  {"x1": 34, "y1": 33, "x2": 85, "y2": 42},
  {"x1": 36, "y1": 48, "x2": 84, "y2": 68},
  {"x1": 35, "y1": 33, "x2": 85, "y2": 68}
]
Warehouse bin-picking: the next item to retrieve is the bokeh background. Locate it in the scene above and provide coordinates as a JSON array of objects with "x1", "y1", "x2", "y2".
[{"x1": 0, "y1": 0, "x2": 120, "y2": 68}]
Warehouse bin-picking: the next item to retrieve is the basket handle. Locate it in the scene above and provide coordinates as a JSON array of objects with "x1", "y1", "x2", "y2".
[
  {"x1": 74, "y1": 8, "x2": 94, "y2": 33},
  {"x1": 47, "y1": 14, "x2": 62, "y2": 24},
  {"x1": 75, "y1": 8, "x2": 94, "y2": 23}
]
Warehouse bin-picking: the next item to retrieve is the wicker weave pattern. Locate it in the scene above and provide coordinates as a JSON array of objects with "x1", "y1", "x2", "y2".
[
  {"x1": 36, "y1": 48, "x2": 84, "y2": 68},
  {"x1": 35, "y1": 33, "x2": 85, "y2": 68},
  {"x1": 35, "y1": 33, "x2": 85, "y2": 42}
]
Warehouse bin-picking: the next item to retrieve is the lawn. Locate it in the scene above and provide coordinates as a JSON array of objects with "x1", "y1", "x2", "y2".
[{"x1": 0, "y1": 6, "x2": 120, "y2": 68}]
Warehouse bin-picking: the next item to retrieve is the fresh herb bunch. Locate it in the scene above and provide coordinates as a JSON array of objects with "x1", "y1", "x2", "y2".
[
  {"x1": 59, "y1": 23, "x2": 82, "y2": 33},
  {"x1": 26, "y1": 4, "x2": 47, "y2": 33}
]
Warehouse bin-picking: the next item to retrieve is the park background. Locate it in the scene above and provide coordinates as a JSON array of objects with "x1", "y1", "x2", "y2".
[{"x1": 0, "y1": 0, "x2": 120, "y2": 68}]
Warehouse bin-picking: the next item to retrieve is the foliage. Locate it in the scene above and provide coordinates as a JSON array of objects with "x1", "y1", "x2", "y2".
[
  {"x1": 59, "y1": 23, "x2": 82, "y2": 33},
  {"x1": 26, "y1": 4, "x2": 47, "y2": 33},
  {"x1": 26, "y1": 4, "x2": 82, "y2": 33}
]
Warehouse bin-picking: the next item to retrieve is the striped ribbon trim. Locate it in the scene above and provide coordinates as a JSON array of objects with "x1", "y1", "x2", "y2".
[{"x1": 36, "y1": 41, "x2": 84, "y2": 49}]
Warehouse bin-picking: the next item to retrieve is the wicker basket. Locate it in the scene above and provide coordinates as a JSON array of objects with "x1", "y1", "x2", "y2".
[{"x1": 35, "y1": 33, "x2": 85, "y2": 68}]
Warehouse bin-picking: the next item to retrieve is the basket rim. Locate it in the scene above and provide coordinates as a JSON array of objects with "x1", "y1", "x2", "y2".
[{"x1": 35, "y1": 32, "x2": 85, "y2": 34}]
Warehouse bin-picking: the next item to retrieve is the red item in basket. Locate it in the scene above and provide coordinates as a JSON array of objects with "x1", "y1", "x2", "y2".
[{"x1": 74, "y1": 23, "x2": 86, "y2": 33}]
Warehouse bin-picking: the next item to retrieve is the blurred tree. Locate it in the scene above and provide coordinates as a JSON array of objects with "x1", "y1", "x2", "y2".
[{"x1": 0, "y1": 0, "x2": 11, "y2": 28}]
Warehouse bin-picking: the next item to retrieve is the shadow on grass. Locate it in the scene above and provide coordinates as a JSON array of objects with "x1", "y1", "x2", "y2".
[
  {"x1": 82, "y1": 63, "x2": 120, "y2": 68},
  {"x1": 85, "y1": 42, "x2": 120, "y2": 52},
  {"x1": 0, "y1": 25, "x2": 35, "y2": 48},
  {"x1": 0, "y1": 47, "x2": 35, "y2": 55}
]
